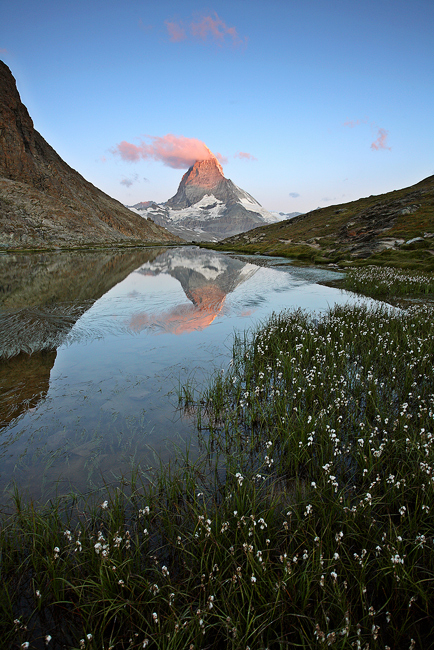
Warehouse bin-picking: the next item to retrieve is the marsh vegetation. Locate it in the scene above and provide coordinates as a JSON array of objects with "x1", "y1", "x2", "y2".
[{"x1": 1, "y1": 289, "x2": 433, "y2": 648}]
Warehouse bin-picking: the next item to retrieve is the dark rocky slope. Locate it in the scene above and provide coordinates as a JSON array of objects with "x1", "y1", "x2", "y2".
[{"x1": 0, "y1": 61, "x2": 179, "y2": 249}]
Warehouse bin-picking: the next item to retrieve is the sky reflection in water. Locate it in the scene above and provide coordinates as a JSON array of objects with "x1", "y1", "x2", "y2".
[{"x1": 0, "y1": 246, "x2": 365, "y2": 500}]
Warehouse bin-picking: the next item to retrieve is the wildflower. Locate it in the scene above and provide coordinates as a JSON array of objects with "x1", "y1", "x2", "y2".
[
  {"x1": 100, "y1": 500, "x2": 109, "y2": 509},
  {"x1": 235, "y1": 472, "x2": 244, "y2": 486},
  {"x1": 251, "y1": 575, "x2": 257, "y2": 583},
  {"x1": 143, "y1": 641, "x2": 149, "y2": 648},
  {"x1": 162, "y1": 565, "x2": 169, "y2": 577},
  {"x1": 399, "y1": 505, "x2": 407, "y2": 516},
  {"x1": 45, "y1": 636, "x2": 52, "y2": 646},
  {"x1": 86, "y1": 635, "x2": 93, "y2": 642},
  {"x1": 304, "y1": 504, "x2": 312, "y2": 516},
  {"x1": 53, "y1": 546, "x2": 60, "y2": 559},
  {"x1": 21, "y1": 644, "x2": 29, "y2": 649},
  {"x1": 36, "y1": 589, "x2": 41, "y2": 599},
  {"x1": 152, "y1": 612, "x2": 159, "y2": 624}
]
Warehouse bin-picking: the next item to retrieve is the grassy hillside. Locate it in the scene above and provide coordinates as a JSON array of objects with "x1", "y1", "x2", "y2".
[{"x1": 202, "y1": 176, "x2": 434, "y2": 270}]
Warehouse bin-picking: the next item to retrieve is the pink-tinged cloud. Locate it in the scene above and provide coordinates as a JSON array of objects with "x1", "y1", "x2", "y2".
[
  {"x1": 165, "y1": 12, "x2": 246, "y2": 47},
  {"x1": 343, "y1": 117, "x2": 368, "y2": 128},
  {"x1": 215, "y1": 152, "x2": 229, "y2": 165},
  {"x1": 116, "y1": 141, "x2": 142, "y2": 162},
  {"x1": 234, "y1": 151, "x2": 257, "y2": 161},
  {"x1": 371, "y1": 128, "x2": 391, "y2": 151},
  {"x1": 165, "y1": 20, "x2": 187, "y2": 42},
  {"x1": 112, "y1": 134, "x2": 221, "y2": 169}
]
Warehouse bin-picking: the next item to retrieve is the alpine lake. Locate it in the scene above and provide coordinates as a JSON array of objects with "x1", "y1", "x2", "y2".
[{"x1": 0, "y1": 245, "x2": 372, "y2": 503}]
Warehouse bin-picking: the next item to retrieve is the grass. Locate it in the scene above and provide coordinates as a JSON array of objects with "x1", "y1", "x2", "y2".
[
  {"x1": 343, "y1": 266, "x2": 434, "y2": 298},
  {"x1": 201, "y1": 175, "x2": 434, "y2": 269},
  {"x1": 1, "y1": 298, "x2": 434, "y2": 648}
]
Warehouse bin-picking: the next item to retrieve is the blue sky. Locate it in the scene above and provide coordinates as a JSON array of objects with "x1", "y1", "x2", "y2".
[{"x1": 1, "y1": 0, "x2": 433, "y2": 213}]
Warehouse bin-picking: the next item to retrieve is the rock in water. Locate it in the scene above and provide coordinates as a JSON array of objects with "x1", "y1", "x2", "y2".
[
  {"x1": 0, "y1": 61, "x2": 179, "y2": 249},
  {"x1": 129, "y1": 157, "x2": 279, "y2": 241}
]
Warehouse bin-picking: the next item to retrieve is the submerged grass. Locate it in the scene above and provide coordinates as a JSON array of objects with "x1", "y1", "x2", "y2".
[{"x1": 1, "y1": 302, "x2": 434, "y2": 648}]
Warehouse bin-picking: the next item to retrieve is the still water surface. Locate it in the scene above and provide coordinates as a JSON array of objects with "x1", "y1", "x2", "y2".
[{"x1": 0, "y1": 246, "x2": 363, "y2": 501}]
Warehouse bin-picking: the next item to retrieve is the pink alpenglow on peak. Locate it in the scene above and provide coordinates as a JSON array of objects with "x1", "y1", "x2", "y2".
[{"x1": 112, "y1": 134, "x2": 222, "y2": 170}]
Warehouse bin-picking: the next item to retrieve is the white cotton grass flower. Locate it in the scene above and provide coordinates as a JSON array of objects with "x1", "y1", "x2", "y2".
[{"x1": 100, "y1": 500, "x2": 109, "y2": 509}]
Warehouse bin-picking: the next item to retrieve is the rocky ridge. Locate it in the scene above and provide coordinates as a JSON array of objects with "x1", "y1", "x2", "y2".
[
  {"x1": 129, "y1": 158, "x2": 279, "y2": 242},
  {"x1": 0, "y1": 61, "x2": 179, "y2": 250},
  {"x1": 216, "y1": 175, "x2": 434, "y2": 265}
]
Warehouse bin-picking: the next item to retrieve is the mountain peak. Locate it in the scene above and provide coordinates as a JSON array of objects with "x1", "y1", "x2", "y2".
[
  {"x1": 185, "y1": 157, "x2": 225, "y2": 188},
  {"x1": 166, "y1": 156, "x2": 228, "y2": 209}
]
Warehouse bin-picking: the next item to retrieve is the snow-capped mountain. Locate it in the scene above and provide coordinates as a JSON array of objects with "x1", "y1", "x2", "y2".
[
  {"x1": 270, "y1": 211, "x2": 303, "y2": 221},
  {"x1": 128, "y1": 157, "x2": 281, "y2": 242}
]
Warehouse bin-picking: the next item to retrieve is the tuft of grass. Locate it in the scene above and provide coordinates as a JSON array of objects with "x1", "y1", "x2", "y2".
[{"x1": 1, "y1": 302, "x2": 434, "y2": 648}]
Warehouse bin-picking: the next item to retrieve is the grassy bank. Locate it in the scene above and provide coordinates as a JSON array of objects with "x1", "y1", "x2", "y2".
[
  {"x1": 343, "y1": 266, "x2": 434, "y2": 299},
  {"x1": 1, "y1": 301, "x2": 434, "y2": 649}
]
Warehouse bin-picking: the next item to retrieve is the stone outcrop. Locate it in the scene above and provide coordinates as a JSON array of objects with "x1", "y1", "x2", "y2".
[{"x1": 0, "y1": 61, "x2": 180, "y2": 249}]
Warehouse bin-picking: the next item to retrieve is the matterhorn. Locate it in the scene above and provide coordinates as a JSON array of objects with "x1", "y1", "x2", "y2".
[{"x1": 128, "y1": 155, "x2": 279, "y2": 241}]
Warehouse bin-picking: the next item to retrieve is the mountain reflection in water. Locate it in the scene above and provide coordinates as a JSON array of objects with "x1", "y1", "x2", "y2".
[
  {"x1": 128, "y1": 248, "x2": 257, "y2": 334},
  {"x1": 0, "y1": 246, "x2": 348, "y2": 500}
]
